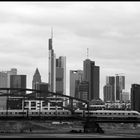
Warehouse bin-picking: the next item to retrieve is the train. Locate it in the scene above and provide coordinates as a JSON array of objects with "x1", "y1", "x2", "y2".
[{"x1": 0, "y1": 109, "x2": 139, "y2": 119}]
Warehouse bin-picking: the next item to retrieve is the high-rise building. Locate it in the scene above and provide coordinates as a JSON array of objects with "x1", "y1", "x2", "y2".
[
  {"x1": 10, "y1": 75, "x2": 26, "y2": 94},
  {"x1": 106, "y1": 76, "x2": 115, "y2": 102},
  {"x1": 0, "y1": 68, "x2": 17, "y2": 93},
  {"x1": 48, "y1": 31, "x2": 66, "y2": 95},
  {"x1": 121, "y1": 91, "x2": 129, "y2": 102},
  {"x1": 131, "y1": 84, "x2": 140, "y2": 112},
  {"x1": 0, "y1": 72, "x2": 8, "y2": 93},
  {"x1": 34, "y1": 82, "x2": 49, "y2": 97},
  {"x1": 104, "y1": 75, "x2": 125, "y2": 102},
  {"x1": 70, "y1": 70, "x2": 83, "y2": 97},
  {"x1": 56, "y1": 56, "x2": 66, "y2": 95},
  {"x1": 78, "y1": 81, "x2": 89, "y2": 100},
  {"x1": 83, "y1": 59, "x2": 100, "y2": 101},
  {"x1": 48, "y1": 35, "x2": 56, "y2": 92},
  {"x1": 7, "y1": 68, "x2": 17, "y2": 88},
  {"x1": 32, "y1": 68, "x2": 42, "y2": 90},
  {"x1": 103, "y1": 84, "x2": 112, "y2": 102},
  {"x1": 0, "y1": 68, "x2": 17, "y2": 110},
  {"x1": 115, "y1": 75, "x2": 125, "y2": 101}
]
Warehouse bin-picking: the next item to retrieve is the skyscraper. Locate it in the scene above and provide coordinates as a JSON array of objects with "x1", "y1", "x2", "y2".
[
  {"x1": 115, "y1": 75, "x2": 125, "y2": 101},
  {"x1": 0, "y1": 68, "x2": 17, "y2": 93},
  {"x1": 48, "y1": 33, "x2": 56, "y2": 92},
  {"x1": 83, "y1": 59, "x2": 100, "y2": 101},
  {"x1": 48, "y1": 31, "x2": 66, "y2": 95},
  {"x1": 7, "y1": 68, "x2": 17, "y2": 88},
  {"x1": 10, "y1": 75, "x2": 26, "y2": 94},
  {"x1": 131, "y1": 84, "x2": 140, "y2": 112},
  {"x1": 70, "y1": 70, "x2": 83, "y2": 97},
  {"x1": 0, "y1": 71, "x2": 8, "y2": 94},
  {"x1": 32, "y1": 68, "x2": 42, "y2": 90},
  {"x1": 0, "y1": 68, "x2": 17, "y2": 109},
  {"x1": 121, "y1": 91, "x2": 129, "y2": 102},
  {"x1": 78, "y1": 81, "x2": 89, "y2": 100},
  {"x1": 56, "y1": 56, "x2": 66, "y2": 95},
  {"x1": 103, "y1": 84, "x2": 112, "y2": 102},
  {"x1": 106, "y1": 76, "x2": 115, "y2": 102}
]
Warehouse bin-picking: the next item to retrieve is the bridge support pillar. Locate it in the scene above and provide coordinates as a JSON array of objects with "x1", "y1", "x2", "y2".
[{"x1": 83, "y1": 118, "x2": 104, "y2": 134}]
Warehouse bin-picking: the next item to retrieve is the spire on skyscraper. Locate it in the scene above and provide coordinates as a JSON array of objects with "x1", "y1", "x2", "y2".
[
  {"x1": 51, "y1": 27, "x2": 53, "y2": 39},
  {"x1": 87, "y1": 48, "x2": 89, "y2": 59},
  {"x1": 32, "y1": 68, "x2": 41, "y2": 89},
  {"x1": 35, "y1": 68, "x2": 40, "y2": 75}
]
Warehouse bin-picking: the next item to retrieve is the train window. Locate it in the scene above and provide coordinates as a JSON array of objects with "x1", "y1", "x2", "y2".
[{"x1": 128, "y1": 113, "x2": 130, "y2": 115}]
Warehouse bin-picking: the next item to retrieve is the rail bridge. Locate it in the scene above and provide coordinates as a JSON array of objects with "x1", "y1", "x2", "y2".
[
  {"x1": 0, "y1": 87, "x2": 90, "y2": 113},
  {"x1": 0, "y1": 88, "x2": 139, "y2": 133}
]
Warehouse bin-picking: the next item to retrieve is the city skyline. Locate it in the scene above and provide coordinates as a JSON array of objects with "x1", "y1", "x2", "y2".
[{"x1": 0, "y1": 2, "x2": 140, "y2": 99}]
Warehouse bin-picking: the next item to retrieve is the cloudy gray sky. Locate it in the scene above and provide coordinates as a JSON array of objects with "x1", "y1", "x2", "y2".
[{"x1": 0, "y1": 2, "x2": 140, "y2": 99}]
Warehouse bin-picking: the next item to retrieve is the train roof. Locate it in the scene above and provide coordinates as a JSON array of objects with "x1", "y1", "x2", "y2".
[{"x1": 75, "y1": 110, "x2": 140, "y2": 113}]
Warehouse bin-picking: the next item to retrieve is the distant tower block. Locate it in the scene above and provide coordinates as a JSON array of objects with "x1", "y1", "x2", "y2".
[{"x1": 32, "y1": 68, "x2": 42, "y2": 90}]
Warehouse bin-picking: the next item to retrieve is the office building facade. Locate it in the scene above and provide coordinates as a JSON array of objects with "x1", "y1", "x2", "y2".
[
  {"x1": 78, "y1": 81, "x2": 89, "y2": 100},
  {"x1": 48, "y1": 37, "x2": 56, "y2": 92},
  {"x1": 48, "y1": 33, "x2": 66, "y2": 95},
  {"x1": 103, "y1": 84, "x2": 112, "y2": 102},
  {"x1": 56, "y1": 56, "x2": 66, "y2": 95},
  {"x1": 106, "y1": 76, "x2": 115, "y2": 102},
  {"x1": 10, "y1": 75, "x2": 26, "y2": 94},
  {"x1": 83, "y1": 59, "x2": 99, "y2": 101},
  {"x1": 121, "y1": 91, "x2": 129, "y2": 102},
  {"x1": 115, "y1": 75, "x2": 125, "y2": 101},
  {"x1": 7, "y1": 68, "x2": 17, "y2": 88},
  {"x1": 0, "y1": 68, "x2": 17, "y2": 110},
  {"x1": 32, "y1": 68, "x2": 42, "y2": 90},
  {"x1": 104, "y1": 75, "x2": 125, "y2": 102},
  {"x1": 131, "y1": 84, "x2": 140, "y2": 112},
  {"x1": 70, "y1": 70, "x2": 83, "y2": 97}
]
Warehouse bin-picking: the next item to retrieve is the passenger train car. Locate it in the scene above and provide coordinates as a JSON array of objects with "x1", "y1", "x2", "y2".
[
  {"x1": 74, "y1": 110, "x2": 140, "y2": 119},
  {"x1": 0, "y1": 109, "x2": 139, "y2": 119}
]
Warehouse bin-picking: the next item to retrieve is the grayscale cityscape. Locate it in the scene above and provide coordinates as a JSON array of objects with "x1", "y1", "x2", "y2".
[{"x1": 0, "y1": 1, "x2": 139, "y2": 138}]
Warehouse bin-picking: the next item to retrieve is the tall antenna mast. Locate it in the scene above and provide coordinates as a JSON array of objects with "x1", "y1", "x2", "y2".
[
  {"x1": 87, "y1": 48, "x2": 89, "y2": 59},
  {"x1": 51, "y1": 27, "x2": 53, "y2": 39}
]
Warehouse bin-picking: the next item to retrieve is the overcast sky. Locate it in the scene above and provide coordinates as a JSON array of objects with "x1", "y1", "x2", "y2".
[{"x1": 0, "y1": 2, "x2": 140, "y2": 99}]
